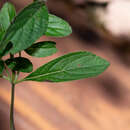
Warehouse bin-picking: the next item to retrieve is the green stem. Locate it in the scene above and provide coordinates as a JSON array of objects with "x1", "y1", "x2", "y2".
[
  {"x1": 2, "y1": 75, "x2": 10, "y2": 81},
  {"x1": 4, "y1": 63, "x2": 11, "y2": 80},
  {"x1": 19, "y1": 52, "x2": 21, "y2": 57},
  {"x1": 10, "y1": 52, "x2": 16, "y2": 130},
  {"x1": 14, "y1": 78, "x2": 25, "y2": 84},
  {"x1": 10, "y1": 53, "x2": 14, "y2": 59},
  {"x1": 10, "y1": 83, "x2": 15, "y2": 130}
]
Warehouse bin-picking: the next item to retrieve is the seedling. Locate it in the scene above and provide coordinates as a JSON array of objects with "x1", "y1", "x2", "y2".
[{"x1": 0, "y1": 1, "x2": 110, "y2": 130}]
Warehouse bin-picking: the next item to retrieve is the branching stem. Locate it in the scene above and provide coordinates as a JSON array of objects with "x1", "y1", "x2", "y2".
[{"x1": 10, "y1": 53, "x2": 16, "y2": 130}]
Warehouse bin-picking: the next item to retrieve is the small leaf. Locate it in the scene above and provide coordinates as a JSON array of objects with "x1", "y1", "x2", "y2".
[
  {"x1": 0, "y1": 60, "x2": 4, "y2": 74},
  {"x1": 25, "y1": 41, "x2": 57, "y2": 57},
  {"x1": 45, "y1": 14, "x2": 72, "y2": 37},
  {"x1": 24, "y1": 51, "x2": 110, "y2": 82},
  {"x1": 0, "y1": 1, "x2": 48, "y2": 55},
  {"x1": 0, "y1": 2, "x2": 16, "y2": 31},
  {"x1": 5, "y1": 57, "x2": 33, "y2": 73}
]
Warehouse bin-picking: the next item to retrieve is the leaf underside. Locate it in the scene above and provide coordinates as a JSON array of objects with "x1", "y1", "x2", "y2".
[
  {"x1": 45, "y1": 14, "x2": 72, "y2": 37},
  {"x1": 25, "y1": 41, "x2": 57, "y2": 57}
]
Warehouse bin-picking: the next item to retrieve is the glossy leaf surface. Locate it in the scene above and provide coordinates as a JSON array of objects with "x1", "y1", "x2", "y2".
[{"x1": 24, "y1": 51, "x2": 110, "y2": 82}]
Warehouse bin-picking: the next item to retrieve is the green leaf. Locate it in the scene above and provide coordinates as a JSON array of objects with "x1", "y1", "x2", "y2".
[
  {"x1": 5, "y1": 57, "x2": 33, "y2": 73},
  {"x1": 0, "y1": 1, "x2": 48, "y2": 55},
  {"x1": 25, "y1": 41, "x2": 57, "y2": 57},
  {"x1": 0, "y1": 60, "x2": 4, "y2": 74},
  {"x1": 45, "y1": 14, "x2": 72, "y2": 37},
  {"x1": 0, "y1": 2, "x2": 16, "y2": 31},
  {"x1": 0, "y1": 28, "x2": 5, "y2": 41},
  {"x1": 24, "y1": 51, "x2": 110, "y2": 82},
  {"x1": 0, "y1": 42, "x2": 13, "y2": 58},
  {"x1": 0, "y1": 2, "x2": 16, "y2": 43}
]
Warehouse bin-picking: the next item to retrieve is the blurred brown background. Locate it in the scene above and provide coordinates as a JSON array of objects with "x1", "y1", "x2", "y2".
[{"x1": 1, "y1": 0, "x2": 130, "y2": 130}]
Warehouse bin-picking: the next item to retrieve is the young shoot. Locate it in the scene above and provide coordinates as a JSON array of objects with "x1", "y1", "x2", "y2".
[{"x1": 0, "y1": 1, "x2": 110, "y2": 130}]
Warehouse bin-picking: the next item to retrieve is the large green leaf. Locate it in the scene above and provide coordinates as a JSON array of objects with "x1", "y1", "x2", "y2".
[
  {"x1": 0, "y1": 2, "x2": 16, "y2": 43},
  {"x1": 0, "y1": 2, "x2": 16, "y2": 31},
  {"x1": 0, "y1": 1, "x2": 48, "y2": 55},
  {"x1": 5, "y1": 57, "x2": 33, "y2": 73},
  {"x1": 24, "y1": 51, "x2": 110, "y2": 82},
  {"x1": 45, "y1": 14, "x2": 72, "y2": 37},
  {"x1": 0, "y1": 42, "x2": 13, "y2": 58},
  {"x1": 0, "y1": 60, "x2": 4, "y2": 74},
  {"x1": 25, "y1": 41, "x2": 57, "y2": 57},
  {"x1": 0, "y1": 27, "x2": 5, "y2": 42}
]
